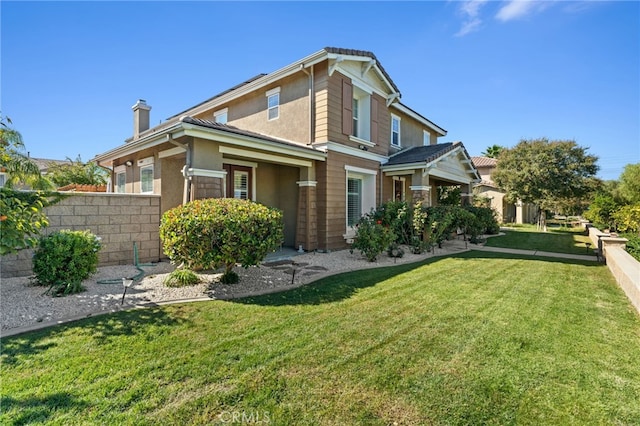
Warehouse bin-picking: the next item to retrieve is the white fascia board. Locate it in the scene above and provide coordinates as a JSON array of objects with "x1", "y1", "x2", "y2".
[
  {"x1": 158, "y1": 146, "x2": 186, "y2": 158},
  {"x1": 219, "y1": 146, "x2": 313, "y2": 168},
  {"x1": 316, "y1": 142, "x2": 388, "y2": 163},
  {"x1": 179, "y1": 124, "x2": 326, "y2": 162},
  {"x1": 427, "y1": 167, "x2": 473, "y2": 185},
  {"x1": 381, "y1": 162, "x2": 427, "y2": 172},
  {"x1": 328, "y1": 53, "x2": 399, "y2": 98},
  {"x1": 171, "y1": 50, "x2": 329, "y2": 120},
  {"x1": 334, "y1": 64, "x2": 395, "y2": 100},
  {"x1": 391, "y1": 103, "x2": 447, "y2": 136}
]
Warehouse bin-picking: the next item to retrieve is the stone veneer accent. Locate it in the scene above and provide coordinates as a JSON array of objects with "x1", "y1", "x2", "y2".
[{"x1": 0, "y1": 193, "x2": 161, "y2": 278}]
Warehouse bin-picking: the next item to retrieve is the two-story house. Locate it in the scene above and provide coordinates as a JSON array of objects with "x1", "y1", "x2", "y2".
[{"x1": 94, "y1": 47, "x2": 480, "y2": 252}]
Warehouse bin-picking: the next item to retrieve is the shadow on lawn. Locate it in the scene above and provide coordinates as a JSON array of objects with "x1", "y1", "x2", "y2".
[
  {"x1": 234, "y1": 250, "x2": 604, "y2": 307},
  {"x1": 234, "y1": 257, "x2": 440, "y2": 306},
  {"x1": 1, "y1": 307, "x2": 187, "y2": 365},
  {"x1": 1, "y1": 392, "x2": 89, "y2": 425}
]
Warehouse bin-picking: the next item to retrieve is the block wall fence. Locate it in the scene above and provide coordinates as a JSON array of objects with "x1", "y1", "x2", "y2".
[
  {"x1": 587, "y1": 224, "x2": 640, "y2": 315},
  {"x1": 0, "y1": 193, "x2": 162, "y2": 278}
]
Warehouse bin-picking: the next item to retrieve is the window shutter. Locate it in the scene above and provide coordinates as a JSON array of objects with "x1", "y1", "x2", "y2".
[
  {"x1": 342, "y1": 80, "x2": 353, "y2": 135},
  {"x1": 370, "y1": 97, "x2": 379, "y2": 144}
]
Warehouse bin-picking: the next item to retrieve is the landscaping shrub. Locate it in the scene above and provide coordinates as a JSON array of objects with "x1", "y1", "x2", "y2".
[
  {"x1": 159, "y1": 198, "x2": 284, "y2": 281},
  {"x1": 32, "y1": 230, "x2": 101, "y2": 296},
  {"x1": 372, "y1": 200, "x2": 412, "y2": 244},
  {"x1": 613, "y1": 204, "x2": 640, "y2": 234},
  {"x1": 351, "y1": 212, "x2": 395, "y2": 262},
  {"x1": 621, "y1": 233, "x2": 640, "y2": 262},
  {"x1": 164, "y1": 269, "x2": 200, "y2": 287}
]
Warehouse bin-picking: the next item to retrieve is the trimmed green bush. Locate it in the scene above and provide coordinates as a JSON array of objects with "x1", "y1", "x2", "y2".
[
  {"x1": 159, "y1": 198, "x2": 284, "y2": 278},
  {"x1": 32, "y1": 230, "x2": 101, "y2": 296}
]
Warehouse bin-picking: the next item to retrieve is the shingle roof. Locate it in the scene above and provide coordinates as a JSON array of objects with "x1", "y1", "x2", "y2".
[
  {"x1": 385, "y1": 143, "x2": 456, "y2": 166},
  {"x1": 324, "y1": 47, "x2": 400, "y2": 94},
  {"x1": 179, "y1": 116, "x2": 321, "y2": 153}
]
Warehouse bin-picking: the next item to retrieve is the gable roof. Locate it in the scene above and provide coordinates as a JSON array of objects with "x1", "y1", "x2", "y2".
[
  {"x1": 470, "y1": 156, "x2": 497, "y2": 168},
  {"x1": 383, "y1": 141, "x2": 480, "y2": 182},
  {"x1": 323, "y1": 47, "x2": 400, "y2": 94}
]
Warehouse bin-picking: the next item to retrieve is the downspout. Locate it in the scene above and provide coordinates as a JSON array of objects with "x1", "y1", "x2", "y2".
[
  {"x1": 168, "y1": 134, "x2": 192, "y2": 203},
  {"x1": 301, "y1": 64, "x2": 315, "y2": 145}
]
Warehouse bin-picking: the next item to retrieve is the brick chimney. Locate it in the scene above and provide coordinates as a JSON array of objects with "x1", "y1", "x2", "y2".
[{"x1": 132, "y1": 99, "x2": 151, "y2": 140}]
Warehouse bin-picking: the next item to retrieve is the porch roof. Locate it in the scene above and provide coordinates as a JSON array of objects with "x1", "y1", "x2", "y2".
[{"x1": 382, "y1": 141, "x2": 480, "y2": 183}]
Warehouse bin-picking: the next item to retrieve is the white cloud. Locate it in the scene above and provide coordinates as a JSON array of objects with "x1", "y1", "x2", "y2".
[
  {"x1": 496, "y1": 1, "x2": 550, "y2": 22},
  {"x1": 455, "y1": 0, "x2": 489, "y2": 37}
]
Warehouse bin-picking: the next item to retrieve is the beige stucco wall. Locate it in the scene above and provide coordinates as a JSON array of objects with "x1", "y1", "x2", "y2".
[{"x1": 195, "y1": 72, "x2": 311, "y2": 144}]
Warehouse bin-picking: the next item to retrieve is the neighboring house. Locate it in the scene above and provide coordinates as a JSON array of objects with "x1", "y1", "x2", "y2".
[
  {"x1": 94, "y1": 47, "x2": 480, "y2": 252},
  {"x1": 472, "y1": 156, "x2": 536, "y2": 224},
  {"x1": 0, "y1": 156, "x2": 68, "y2": 189}
]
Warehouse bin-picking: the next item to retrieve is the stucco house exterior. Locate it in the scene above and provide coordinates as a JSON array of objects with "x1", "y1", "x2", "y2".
[
  {"x1": 472, "y1": 156, "x2": 536, "y2": 224},
  {"x1": 94, "y1": 47, "x2": 479, "y2": 252}
]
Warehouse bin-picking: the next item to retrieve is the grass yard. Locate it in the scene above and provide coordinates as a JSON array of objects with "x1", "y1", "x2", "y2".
[
  {"x1": 486, "y1": 224, "x2": 595, "y2": 256},
  {"x1": 2, "y1": 251, "x2": 640, "y2": 425}
]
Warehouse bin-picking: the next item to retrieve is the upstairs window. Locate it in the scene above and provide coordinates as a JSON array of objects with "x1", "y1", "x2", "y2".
[
  {"x1": 266, "y1": 87, "x2": 280, "y2": 121},
  {"x1": 391, "y1": 115, "x2": 401, "y2": 147},
  {"x1": 352, "y1": 86, "x2": 371, "y2": 141},
  {"x1": 423, "y1": 130, "x2": 431, "y2": 145},
  {"x1": 214, "y1": 108, "x2": 228, "y2": 124}
]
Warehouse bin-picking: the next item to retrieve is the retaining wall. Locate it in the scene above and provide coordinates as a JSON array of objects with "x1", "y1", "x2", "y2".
[
  {"x1": 586, "y1": 224, "x2": 640, "y2": 315},
  {"x1": 1, "y1": 193, "x2": 162, "y2": 278}
]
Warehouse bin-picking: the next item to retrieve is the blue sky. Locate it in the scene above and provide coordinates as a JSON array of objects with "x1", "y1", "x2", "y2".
[{"x1": 2, "y1": 1, "x2": 638, "y2": 180}]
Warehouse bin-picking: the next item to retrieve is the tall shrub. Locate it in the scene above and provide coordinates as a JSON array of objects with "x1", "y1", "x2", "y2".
[
  {"x1": 32, "y1": 230, "x2": 101, "y2": 296},
  {"x1": 351, "y1": 212, "x2": 395, "y2": 262},
  {"x1": 159, "y1": 198, "x2": 284, "y2": 282}
]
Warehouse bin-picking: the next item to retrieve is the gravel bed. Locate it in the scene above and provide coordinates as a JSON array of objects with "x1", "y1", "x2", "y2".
[{"x1": 1, "y1": 242, "x2": 468, "y2": 334}]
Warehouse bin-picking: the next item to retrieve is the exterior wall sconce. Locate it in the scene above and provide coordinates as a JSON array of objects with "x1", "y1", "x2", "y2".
[
  {"x1": 125, "y1": 160, "x2": 133, "y2": 167},
  {"x1": 358, "y1": 144, "x2": 368, "y2": 151}
]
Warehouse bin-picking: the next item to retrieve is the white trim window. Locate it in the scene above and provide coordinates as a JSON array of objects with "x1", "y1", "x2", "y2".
[
  {"x1": 266, "y1": 87, "x2": 280, "y2": 121},
  {"x1": 345, "y1": 166, "x2": 377, "y2": 231},
  {"x1": 114, "y1": 164, "x2": 126, "y2": 193},
  {"x1": 214, "y1": 108, "x2": 228, "y2": 124},
  {"x1": 352, "y1": 85, "x2": 371, "y2": 141},
  {"x1": 423, "y1": 129, "x2": 431, "y2": 146},
  {"x1": 391, "y1": 114, "x2": 401, "y2": 147},
  {"x1": 138, "y1": 157, "x2": 154, "y2": 194}
]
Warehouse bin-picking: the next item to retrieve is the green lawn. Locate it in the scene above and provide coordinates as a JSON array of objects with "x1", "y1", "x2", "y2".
[
  {"x1": 486, "y1": 225, "x2": 596, "y2": 255},
  {"x1": 2, "y1": 252, "x2": 639, "y2": 425}
]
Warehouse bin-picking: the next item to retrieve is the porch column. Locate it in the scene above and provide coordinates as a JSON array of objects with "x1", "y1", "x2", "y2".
[
  {"x1": 183, "y1": 167, "x2": 227, "y2": 201},
  {"x1": 295, "y1": 167, "x2": 318, "y2": 251},
  {"x1": 410, "y1": 186, "x2": 431, "y2": 205},
  {"x1": 460, "y1": 183, "x2": 473, "y2": 206}
]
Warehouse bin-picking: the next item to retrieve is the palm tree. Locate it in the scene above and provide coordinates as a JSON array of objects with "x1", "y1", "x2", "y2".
[
  {"x1": 0, "y1": 114, "x2": 52, "y2": 190},
  {"x1": 481, "y1": 144, "x2": 505, "y2": 159}
]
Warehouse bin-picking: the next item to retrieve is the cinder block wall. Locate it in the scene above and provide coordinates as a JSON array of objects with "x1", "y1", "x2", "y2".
[{"x1": 0, "y1": 193, "x2": 162, "y2": 278}]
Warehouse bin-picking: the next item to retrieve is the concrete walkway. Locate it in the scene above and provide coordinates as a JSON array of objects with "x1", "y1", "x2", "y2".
[{"x1": 467, "y1": 243, "x2": 598, "y2": 262}]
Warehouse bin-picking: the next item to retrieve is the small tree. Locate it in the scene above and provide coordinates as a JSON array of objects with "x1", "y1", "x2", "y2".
[
  {"x1": 160, "y1": 198, "x2": 283, "y2": 283},
  {"x1": 618, "y1": 163, "x2": 640, "y2": 204},
  {"x1": 492, "y1": 138, "x2": 598, "y2": 231},
  {"x1": 47, "y1": 155, "x2": 109, "y2": 187}
]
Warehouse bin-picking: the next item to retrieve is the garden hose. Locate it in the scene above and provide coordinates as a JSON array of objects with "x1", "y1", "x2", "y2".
[{"x1": 96, "y1": 242, "x2": 155, "y2": 284}]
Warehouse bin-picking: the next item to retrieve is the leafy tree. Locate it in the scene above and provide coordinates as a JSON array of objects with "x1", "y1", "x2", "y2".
[
  {"x1": 618, "y1": 163, "x2": 640, "y2": 204},
  {"x1": 0, "y1": 114, "x2": 52, "y2": 190},
  {"x1": 47, "y1": 155, "x2": 109, "y2": 187},
  {"x1": 0, "y1": 114, "x2": 61, "y2": 255},
  {"x1": 481, "y1": 144, "x2": 504, "y2": 158},
  {"x1": 492, "y1": 138, "x2": 599, "y2": 230}
]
